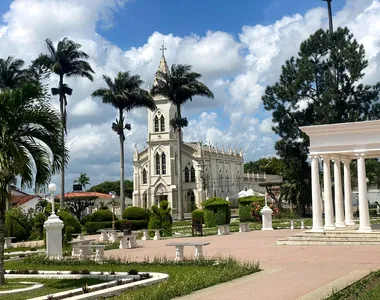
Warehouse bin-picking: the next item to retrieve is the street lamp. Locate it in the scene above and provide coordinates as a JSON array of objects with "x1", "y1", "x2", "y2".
[{"x1": 48, "y1": 183, "x2": 57, "y2": 214}]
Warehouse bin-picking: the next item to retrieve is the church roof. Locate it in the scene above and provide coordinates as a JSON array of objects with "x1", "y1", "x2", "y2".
[{"x1": 153, "y1": 43, "x2": 169, "y2": 86}]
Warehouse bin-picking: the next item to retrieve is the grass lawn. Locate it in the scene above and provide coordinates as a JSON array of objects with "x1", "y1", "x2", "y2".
[
  {"x1": 326, "y1": 269, "x2": 380, "y2": 300},
  {"x1": 0, "y1": 278, "x2": 104, "y2": 300},
  {"x1": 4, "y1": 255, "x2": 259, "y2": 300}
]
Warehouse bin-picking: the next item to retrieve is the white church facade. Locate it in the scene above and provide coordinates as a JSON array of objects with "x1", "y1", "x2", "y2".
[{"x1": 132, "y1": 53, "x2": 245, "y2": 213}]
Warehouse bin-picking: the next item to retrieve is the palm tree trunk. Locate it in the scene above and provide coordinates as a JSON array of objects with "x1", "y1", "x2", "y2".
[
  {"x1": 59, "y1": 74, "x2": 65, "y2": 209},
  {"x1": 119, "y1": 109, "x2": 125, "y2": 217},
  {"x1": 176, "y1": 105, "x2": 184, "y2": 221},
  {"x1": 0, "y1": 181, "x2": 8, "y2": 284}
]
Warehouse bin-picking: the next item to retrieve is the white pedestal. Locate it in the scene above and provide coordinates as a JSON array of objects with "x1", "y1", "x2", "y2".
[
  {"x1": 261, "y1": 206, "x2": 274, "y2": 231},
  {"x1": 44, "y1": 213, "x2": 64, "y2": 258}
]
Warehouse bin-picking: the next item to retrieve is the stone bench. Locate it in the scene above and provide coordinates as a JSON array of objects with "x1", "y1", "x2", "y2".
[
  {"x1": 119, "y1": 235, "x2": 138, "y2": 249},
  {"x1": 139, "y1": 229, "x2": 162, "y2": 241},
  {"x1": 217, "y1": 224, "x2": 230, "y2": 235},
  {"x1": 74, "y1": 244, "x2": 105, "y2": 261},
  {"x1": 166, "y1": 242, "x2": 210, "y2": 261},
  {"x1": 239, "y1": 223, "x2": 250, "y2": 232},
  {"x1": 71, "y1": 233, "x2": 85, "y2": 241},
  {"x1": 4, "y1": 237, "x2": 15, "y2": 249},
  {"x1": 290, "y1": 219, "x2": 305, "y2": 230},
  {"x1": 68, "y1": 239, "x2": 96, "y2": 256}
]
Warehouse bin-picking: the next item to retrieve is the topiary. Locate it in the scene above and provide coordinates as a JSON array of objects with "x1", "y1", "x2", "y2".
[
  {"x1": 57, "y1": 211, "x2": 81, "y2": 233},
  {"x1": 148, "y1": 205, "x2": 161, "y2": 230},
  {"x1": 159, "y1": 200, "x2": 168, "y2": 210},
  {"x1": 85, "y1": 221, "x2": 112, "y2": 234},
  {"x1": 191, "y1": 209, "x2": 204, "y2": 220},
  {"x1": 87, "y1": 210, "x2": 117, "y2": 223},
  {"x1": 122, "y1": 207, "x2": 149, "y2": 220},
  {"x1": 201, "y1": 197, "x2": 230, "y2": 227}
]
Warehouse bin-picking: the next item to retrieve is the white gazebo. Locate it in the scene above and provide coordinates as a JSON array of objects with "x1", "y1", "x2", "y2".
[{"x1": 300, "y1": 120, "x2": 380, "y2": 233}]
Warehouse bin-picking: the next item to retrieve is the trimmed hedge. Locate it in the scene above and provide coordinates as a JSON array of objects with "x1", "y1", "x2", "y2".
[
  {"x1": 238, "y1": 196, "x2": 265, "y2": 222},
  {"x1": 201, "y1": 197, "x2": 230, "y2": 227},
  {"x1": 115, "y1": 220, "x2": 149, "y2": 231},
  {"x1": 85, "y1": 221, "x2": 112, "y2": 234},
  {"x1": 122, "y1": 206, "x2": 149, "y2": 220},
  {"x1": 57, "y1": 211, "x2": 81, "y2": 233},
  {"x1": 191, "y1": 209, "x2": 204, "y2": 219},
  {"x1": 88, "y1": 210, "x2": 117, "y2": 222}
]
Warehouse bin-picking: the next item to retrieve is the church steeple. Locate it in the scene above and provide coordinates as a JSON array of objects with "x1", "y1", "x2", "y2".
[{"x1": 153, "y1": 42, "x2": 169, "y2": 86}]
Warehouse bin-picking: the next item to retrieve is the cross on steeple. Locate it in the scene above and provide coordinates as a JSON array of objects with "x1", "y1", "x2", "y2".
[{"x1": 159, "y1": 42, "x2": 167, "y2": 57}]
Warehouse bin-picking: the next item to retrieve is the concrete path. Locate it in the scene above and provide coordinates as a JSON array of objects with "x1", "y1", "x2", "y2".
[{"x1": 105, "y1": 229, "x2": 380, "y2": 300}]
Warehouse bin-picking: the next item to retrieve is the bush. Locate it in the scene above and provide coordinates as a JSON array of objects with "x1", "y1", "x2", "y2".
[
  {"x1": 57, "y1": 211, "x2": 81, "y2": 233},
  {"x1": 85, "y1": 221, "x2": 112, "y2": 234},
  {"x1": 201, "y1": 197, "x2": 230, "y2": 227},
  {"x1": 64, "y1": 226, "x2": 74, "y2": 244},
  {"x1": 5, "y1": 215, "x2": 29, "y2": 242},
  {"x1": 30, "y1": 212, "x2": 46, "y2": 240},
  {"x1": 191, "y1": 209, "x2": 204, "y2": 220},
  {"x1": 88, "y1": 210, "x2": 117, "y2": 223},
  {"x1": 122, "y1": 207, "x2": 149, "y2": 220},
  {"x1": 238, "y1": 196, "x2": 264, "y2": 222},
  {"x1": 6, "y1": 208, "x2": 32, "y2": 239},
  {"x1": 115, "y1": 220, "x2": 148, "y2": 231},
  {"x1": 148, "y1": 203, "x2": 172, "y2": 237},
  {"x1": 274, "y1": 208, "x2": 299, "y2": 220}
]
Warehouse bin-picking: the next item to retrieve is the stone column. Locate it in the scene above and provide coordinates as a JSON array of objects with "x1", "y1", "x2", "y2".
[
  {"x1": 333, "y1": 158, "x2": 345, "y2": 227},
  {"x1": 311, "y1": 156, "x2": 323, "y2": 232},
  {"x1": 44, "y1": 213, "x2": 64, "y2": 258},
  {"x1": 342, "y1": 159, "x2": 355, "y2": 225},
  {"x1": 322, "y1": 155, "x2": 335, "y2": 230},
  {"x1": 356, "y1": 153, "x2": 372, "y2": 232}
]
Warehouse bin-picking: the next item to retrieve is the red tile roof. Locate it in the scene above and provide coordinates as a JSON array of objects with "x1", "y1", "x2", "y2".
[
  {"x1": 11, "y1": 195, "x2": 40, "y2": 206},
  {"x1": 58, "y1": 192, "x2": 116, "y2": 199}
]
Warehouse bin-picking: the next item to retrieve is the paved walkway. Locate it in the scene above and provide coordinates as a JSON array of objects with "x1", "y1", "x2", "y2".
[{"x1": 105, "y1": 229, "x2": 380, "y2": 300}]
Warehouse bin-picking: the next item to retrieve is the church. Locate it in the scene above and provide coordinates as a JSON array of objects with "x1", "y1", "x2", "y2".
[{"x1": 132, "y1": 51, "x2": 245, "y2": 213}]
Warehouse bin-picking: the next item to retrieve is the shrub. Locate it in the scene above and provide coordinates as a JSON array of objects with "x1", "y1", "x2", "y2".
[
  {"x1": 274, "y1": 208, "x2": 299, "y2": 220},
  {"x1": 57, "y1": 211, "x2": 81, "y2": 233},
  {"x1": 122, "y1": 207, "x2": 149, "y2": 220},
  {"x1": 30, "y1": 212, "x2": 46, "y2": 240},
  {"x1": 191, "y1": 209, "x2": 204, "y2": 220},
  {"x1": 88, "y1": 210, "x2": 117, "y2": 223},
  {"x1": 5, "y1": 215, "x2": 29, "y2": 242},
  {"x1": 201, "y1": 197, "x2": 230, "y2": 227},
  {"x1": 238, "y1": 196, "x2": 264, "y2": 222},
  {"x1": 64, "y1": 226, "x2": 74, "y2": 244},
  {"x1": 159, "y1": 200, "x2": 168, "y2": 210},
  {"x1": 85, "y1": 221, "x2": 112, "y2": 234},
  {"x1": 115, "y1": 220, "x2": 148, "y2": 231},
  {"x1": 148, "y1": 203, "x2": 172, "y2": 237}
]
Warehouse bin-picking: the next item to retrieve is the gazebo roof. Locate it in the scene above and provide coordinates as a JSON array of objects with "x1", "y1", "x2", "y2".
[{"x1": 300, "y1": 120, "x2": 380, "y2": 158}]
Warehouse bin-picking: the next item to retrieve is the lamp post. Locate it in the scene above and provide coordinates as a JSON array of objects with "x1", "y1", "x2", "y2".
[{"x1": 49, "y1": 183, "x2": 57, "y2": 214}]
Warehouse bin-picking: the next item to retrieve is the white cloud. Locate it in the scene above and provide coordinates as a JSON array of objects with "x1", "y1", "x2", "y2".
[{"x1": 2, "y1": 0, "x2": 380, "y2": 191}]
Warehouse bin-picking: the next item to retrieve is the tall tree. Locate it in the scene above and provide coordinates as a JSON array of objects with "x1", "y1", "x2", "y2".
[
  {"x1": 0, "y1": 56, "x2": 28, "y2": 89},
  {"x1": 244, "y1": 157, "x2": 284, "y2": 175},
  {"x1": 151, "y1": 64, "x2": 214, "y2": 220},
  {"x1": 36, "y1": 38, "x2": 94, "y2": 208},
  {"x1": 73, "y1": 172, "x2": 91, "y2": 190},
  {"x1": 92, "y1": 72, "x2": 156, "y2": 215},
  {"x1": 87, "y1": 180, "x2": 133, "y2": 198},
  {"x1": 262, "y1": 27, "x2": 380, "y2": 213},
  {"x1": 0, "y1": 84, "x2": 67, "y2": 284}
]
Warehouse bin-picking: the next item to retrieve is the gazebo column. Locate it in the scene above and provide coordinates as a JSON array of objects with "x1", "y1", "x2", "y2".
[
  {"x1": 356, "y1": 153, "x2": 372, "y2": 232},
  {"x1": 311, "y1": 155, "x2": 323, "y2": 232},
  {"x1": 322, "y1": 155, "x2": 335, "y2": 230},
  {"x1": 333, "y1": 158, "x2": 345, "y2": 227},
  {"x1": 342, "y1": 159, "x2": 355, "y2": 226}
]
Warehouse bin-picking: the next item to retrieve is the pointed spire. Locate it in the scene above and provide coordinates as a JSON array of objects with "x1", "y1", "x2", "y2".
[{"x1": 153, "y1": 41, "x2": 169, "y2": 86}]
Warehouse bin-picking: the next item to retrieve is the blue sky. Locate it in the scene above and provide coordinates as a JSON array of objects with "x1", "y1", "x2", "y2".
[{"x1": 1, "y1": 0, "x2": 378, "y2": 191}]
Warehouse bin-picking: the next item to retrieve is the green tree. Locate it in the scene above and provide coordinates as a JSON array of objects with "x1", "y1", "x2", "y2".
[
  {"x1": 0, "y1": 56, "x2": 28, "y2": 89},
  {"x1": 87, "y1": 180, "x2": 133, "y2": 198},
  {"x1": 262, "y1": 27, "x2": 380, "y2": 213},
  {"x1": 0, "y1": 84, "x2": 67, "y2": 284},
  {"x1": 244, "y1": 157, "x2": 284, "y2": 175},
  {"x1": 92, "y1": 72, "x2": 156, "y2": 215},
  {"x1": 36, "y1": 38, "x2": 94, "y2": 208},
  {"x1": 150, "y1": 64, "x2": 214, "y2": 220},
  {"x1": 73, "y1": 172, "x2": 91, "y2": 190}
]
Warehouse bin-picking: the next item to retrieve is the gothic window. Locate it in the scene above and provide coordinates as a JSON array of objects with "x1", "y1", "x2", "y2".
[
  {"x1": 142, "y1": 169, "x2": 147, "y2": 184},
  {"x1": 161, "y1": 152, "x2": 166, "y2": 175},
  {"x1": 184, "y1": 166, "x2": 190, "y2": 182},
  {"x1": 155, "y1": 153, "x2": 160, "y2": 175},
  {"x1": 154, "y1": 116, "x2": 159, "y2": 132},
  {"x1": 237, "y1": 171, "x2": 241, "y2": 190},
  {"x1": 219, "y1": 172, "x2": 223, "y2": 193},
  {"x1": 160, "y1": 115, "x2": 165, "y2": 132},
  {"x1": 226, "y1": 175, "x2": 229, "y2": 192},
  {"x1": 190, "y1": 166, "x2": 196, "y2": 182}
]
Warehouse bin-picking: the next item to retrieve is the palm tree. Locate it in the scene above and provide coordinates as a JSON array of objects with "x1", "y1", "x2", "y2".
[
  {"x1": 0, "y1": 56, "x2": 28, "y2": 89},
  {"x1": 74, "y1": 172, "x2": 91, "y2": 190},
  {"x1": 150, "y1": 64, "x2": 214, "y2": 220},
  {"x1": 0, "y1": 84, "x2": 67, "y2": 284},
  {"x1": 92, "y1": 72, "x2": 156, "y2": 215},
  {"x1": 36, "y1": 38, "x2": 94, "y2": 208}
]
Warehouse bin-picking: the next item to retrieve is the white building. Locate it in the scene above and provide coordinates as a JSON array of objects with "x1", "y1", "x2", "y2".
[
  {"x1": 132, "y1": 52, "x2": 284, "y2": 213},
  {"x1": 132, "y1": 53, "x2": 245, "y2": 213}
]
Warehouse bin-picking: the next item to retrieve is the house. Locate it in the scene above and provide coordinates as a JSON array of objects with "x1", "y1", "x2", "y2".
[{"x1": 10, "y1": 186, "x2": 42, "y2": 214}]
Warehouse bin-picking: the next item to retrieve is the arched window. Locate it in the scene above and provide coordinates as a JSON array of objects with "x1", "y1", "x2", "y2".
[
  {"x1": 142, "y1": 169, "x2": 147, "y2": 184},
  {"x1": 161, "y1": 152, "x2": 166, "y2": 175},
  {"x1": 154, "y1": 116, "x2": 159, "y2": 132},
  {"x1": 160, "y1": 115, "x2": 165, "y2": 132},
  {"x1": 184, "y1": 166, "x2": 190, "y2": 182},
  {"x1": 155, "y1": 153, "x2": 160, "y2": 175},
  {"x1": 226, "y1": 175, "x2": 229, "y2": 192},
  {"x1": 190, "y1": 166, "x2": 196, "y2": 182},
  {"x1": 219, "y1": 172, "x2": 223, "y2": 193},
  {"x1": 237, "y1": 171, "x2": 241, "y2": 190}
]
